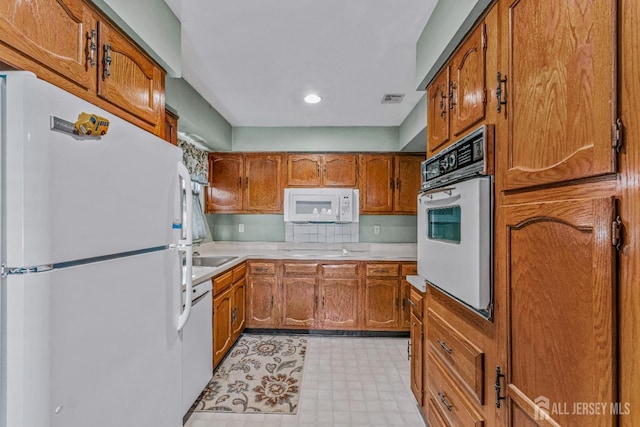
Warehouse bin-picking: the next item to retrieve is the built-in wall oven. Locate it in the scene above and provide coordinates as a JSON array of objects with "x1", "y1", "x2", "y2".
[{"x1": 418, "y1": 125, "x2": 494, "y2": 319}]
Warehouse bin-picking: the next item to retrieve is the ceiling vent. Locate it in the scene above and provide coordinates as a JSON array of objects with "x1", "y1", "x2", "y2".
[{"x1": 381, "y1": 93, "x2": 405, "y2": 104}]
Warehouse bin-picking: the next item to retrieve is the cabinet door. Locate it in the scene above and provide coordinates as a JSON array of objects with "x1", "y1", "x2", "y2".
[
  {"x1": 287, "y1": 154, "x2": 322, "y2": 187},
  {"x1": 206, "y1": 154, "x2": 244, "y2": 213},
  {"x1": 500, "y1": 0, "x2": 617, "y2": 190},
  {"x1": 500, "y1": 197, "x2": 616, "y2": 426},
  {"x1": 246, "y1": 276, "x2": 279, "y2": 327},
  {"x1": 0, "y1": 0, "x2": 97, "y2": 90},
  {"x1": 427, "y1": 68, "x2": 451, "y2": 157},
  {"x1": 244, "y1": 154, "x2": 284, "y2": 212},
  {"x1": 323, "y1": 154, "x2": 358, "y2": 187},
  {"x1": 365, "y1": 279, "x2": 400, "y2": 329},
  {"x1": 319, "y1": 279, "x2": 359, "y2": 329},
  {"x1": 450, "y1": 23, "x2": 486, "y2": 137},
  {"x1": 359, "y1": 155, "x2": 394, "y2": 213},
  {"x1": 164, "y1": 109, "x2": 178, "y2": 145},
  {"x1": 410, "y1": 311, "x2": 424, "y2": 405},
  {"x1": 96, "y1": 21, "x2": 163, "y2": 127},
  {"x1": 281, "y1": 277, "x2": 317, "y2": 327},
  {"x1": 394, "y1": 155, "x2": 424, "y2": 214},
  {"x1": 213, "y1": 288, "x2": 233, "y2": 368},
  {"x1": 231, "y1": 281, "x2": 245, "y2": 341}
]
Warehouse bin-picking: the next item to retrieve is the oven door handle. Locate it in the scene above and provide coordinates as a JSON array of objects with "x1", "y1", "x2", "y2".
[{"x1": 420, "y1": 186, "x2": 456, "y2": 197}]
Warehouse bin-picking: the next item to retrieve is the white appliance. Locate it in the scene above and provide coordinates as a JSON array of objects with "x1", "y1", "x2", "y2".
[
  {"x1": 284, "y1": 188, "x2": 359, "y2": 223},
  {"x1": 417, "y1": 125, "x2": 493, "y2": 319},
  {"x1": 181, "y1": 280, "x2": 212, "y2": 414},
  {"x1": 0, "y1": 72, "x2": 194, "y2": 427}
]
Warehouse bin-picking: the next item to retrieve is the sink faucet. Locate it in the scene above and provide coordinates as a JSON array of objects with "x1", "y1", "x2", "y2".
[{"x1": 193, "y1": 251, "x2": 200, "y2": 257}]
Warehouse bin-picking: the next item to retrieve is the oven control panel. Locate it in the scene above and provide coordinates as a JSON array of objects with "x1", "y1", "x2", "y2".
[{"x1": 421, "y1": 125, "x2": 493, "y2": 189}]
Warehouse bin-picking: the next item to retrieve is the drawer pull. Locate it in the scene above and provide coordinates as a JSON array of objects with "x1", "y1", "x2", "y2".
[
  {"x1": 254, "y1": 267, "x2": 268, "y2": 272},
  {"x1": 438, "y1": 391, "x2": 453, "y2": 412},
  {"x1": 407, "y1": 339, "x2": 411, "y2": 360},
  {"x1": 407, "y1": 298, "x2": 417, "y2": 308},
  {"x1": 373, "y1": 269, "x2": 390, "y2": 274},
  {"x1": 437, "y1": 339, "x2": 453, "y2": 355}
]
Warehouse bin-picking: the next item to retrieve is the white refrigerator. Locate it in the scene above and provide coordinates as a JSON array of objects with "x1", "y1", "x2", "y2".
[{"x1": 0, "y1": 71, "x2": 194, "y2": 427}]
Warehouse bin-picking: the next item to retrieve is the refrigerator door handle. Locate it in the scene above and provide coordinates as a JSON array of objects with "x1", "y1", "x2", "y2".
[
  {"x1": 177, "y1": 244, "x2": 193, "y2": 332},
  {"x1": 177, "y1": 162, "x2": 193, "y2": 332},
  {"x1": 177, "y1": 162, "x2": 193, "y2": 246}
]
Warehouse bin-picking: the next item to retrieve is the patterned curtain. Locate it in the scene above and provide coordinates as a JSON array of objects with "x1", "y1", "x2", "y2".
[{"x1": 178, "y1": 137, "x2": 209, "y2": 184}]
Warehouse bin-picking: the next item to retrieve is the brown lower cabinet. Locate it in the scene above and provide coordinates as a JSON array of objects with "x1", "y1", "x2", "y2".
[
  {"x1": 244, "y1": 260, "x2": 414, "y2": 332},
  {"x1": 212, "y1": 262, "x2": 246, "y2": 368}
]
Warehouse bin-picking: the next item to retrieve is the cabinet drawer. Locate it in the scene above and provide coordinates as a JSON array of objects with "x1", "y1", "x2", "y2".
[
  {"x1": 213, "y1": 270, "x2": 233, "y2": 295},
  {"x1": 427, "y1": 352, "x2": 484, "y2": 427},
  {"x1": 407, "y1": 286, "x2": 424, "y2": 318},
  {"x1": 321, "y1": 263, "x2": 358, "y2": 278},
  {"x1": 366, "y1": 263, "x2": 399, "y2": 277},
  {"x1": 427, "y1": 309, "x2": 484, "y2": 404},
  {"x1": 401, "y1": 263, "x2": 418, "y2": 277},
  {"x1": 283, "y1": 262, "x2": 319, "y2": 276},
  {"x1": 427, "y1": 394, "x2": 452, "y2": 427},
  {"x1": 247, "y1": 262, "x2": 276, "y2": 275},
  {"x1": 232, "y1": 262, "x2": 246, "y2": 282}
]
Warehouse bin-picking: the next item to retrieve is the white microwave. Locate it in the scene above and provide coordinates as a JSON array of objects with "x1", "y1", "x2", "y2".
[{"x1": 284, "y1": 188, "x2": 359, "y2": 223}]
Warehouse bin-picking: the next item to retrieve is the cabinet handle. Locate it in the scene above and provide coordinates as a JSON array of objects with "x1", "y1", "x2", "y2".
[
  {"x1": 407, "y1": 339, "x2": 411, "y2": 360},
  {"x1": 86, "y1": 29, "x2": 96, "y2": 68},
  {"x1": 270, "y1": 295, "x2": 274, "y2": 309},
  {"x1": 396, "y1": 178, "x2": 401, "y2": 190},
  {"x1": 316, "y1": 163, "x2": 320, "y2": 177},
  {"x1": 245, "y1": 176, "x2": 248, "y2": 189},
  {"x1": 373, "y1": 269, "x2": 390, "y2": 274},
  {"x1": 437, "y1": 339, "x2": 453, "y2": 355},
  {"x1": 322, "y1": 296, "x2": 325, "y2": 308},
  {"x1": 103, "y1": 43, "x2": 112, "y2": 78},
  {"x1": 438, "y1": 391, "x2": 453, "y2": 412},
  {"x1": 439, "y1": 90, "x2": 447, "y2": 118},
  {"x1": 407, "y1": 298, "x2": 417, "y2": 308},
  {"x1": 496, "y1": 71, "x2": 508, "y2": 113},
  {"x1": 323, "y1": 165, "x2": 327, "y2": 177},
  {"x1": 448, "y1": 81, "x2": 456, "y2": 110},
  {"x1": 237, "y1": 177, "x2": 242, "y2": 188},
  {"x1": 254, "y1": 267, "x2": 268, "y2": 273},
  {"x1": 389, "y1": 178, "x2": 394, "y2": 190}
]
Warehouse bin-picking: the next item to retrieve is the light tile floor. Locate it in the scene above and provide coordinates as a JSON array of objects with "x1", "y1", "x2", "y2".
[{"x1": 184, "y1": 336, "x2": 426, "y2": 427}]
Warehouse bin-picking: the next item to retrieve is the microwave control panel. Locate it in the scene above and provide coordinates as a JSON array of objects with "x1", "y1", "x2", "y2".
[{"x1": 340, "y1": 195, "x2": 353, "y2": 221}]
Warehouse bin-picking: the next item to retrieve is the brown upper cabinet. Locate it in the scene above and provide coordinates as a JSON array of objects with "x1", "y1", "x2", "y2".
[
  {"x1": 359, "y1": 154, "x2": 424, "y2": 214},
  {"x1": 164, "y1": 109, "x2": 179, "y2": 145},
  {"x1": 498, "y1": 0, "x2": 617, "y2": 190},
  {"x1": 287, "y1": 154, "x2": 358, "y2": 187},
  {"x1": 0, "y1": 0, "x2": 166, "y2": 136},
  {"x1": 427, "y1": 22, "x2": 487, "y2": 157},
  {"x1": 206, "y1": 153, "x2": 285, "y2": 214}
]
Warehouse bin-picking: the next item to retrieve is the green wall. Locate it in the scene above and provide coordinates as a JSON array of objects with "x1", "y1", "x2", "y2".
[{"x1": 207, "y1": 214, "x2": 417, "y2": 243}]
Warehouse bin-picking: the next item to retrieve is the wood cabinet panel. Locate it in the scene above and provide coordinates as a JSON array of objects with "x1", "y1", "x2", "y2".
[
  {"x1": 232, "y1": 263, "x2": 246, "y2": 283},
  {"x1": 428, "y1": 309, "x2": 484, "y2": 404},
  {"x1": 366, "y1": 263, "x2": 400, "y2": 277},
  {"x1": 394, "y1": 156, "x2": 423, "y2": 213},
  {"x1": 321, "y1": 263, "x2": 358, "y2": 278},
  {"x1": 500, "y1": 197, "x2": 616, "y2": 426},
  {"x1": 213, "y1": 287, "x2": 233, "y2": 367},
  {"x1": 206, "y1": 154, "x2": 244, "y2": 212},
  {"x1": 450, "y1": 23, "x2": 486, "y2": 137},
  {"x1": 244, "y1": 154, "x2": 284, "y2": 212},
  {"x1": 427, "y1": 352, "x2": 484, "y2": 427},
  {"x1": 164, "y1": 109, "x2": 178, "y2": 145},
  {"x1": 246, "y1": 275, "x2": 279, "y2": 328},
  {"x1": 323, "y1": 154, "x2": 358, "y2": 187},
  {"x1": 282, "y1": 277, "x2": 317, "y2": 327},
  {"x1": 231, "y1": 281, "x2": 245, "y2": 341},
  {"x1": 364, "y1": 278, "x2": 400, "y2": 329},
  {"x1": 427, "y1": 68, "x2": 451, "y2": 156},
  {"x1": 359, "y1": 155, "x2": 394, "y2": 213},
  {"x1": 500, "y1": 0, "x2": 617, "y2": 190},
  {"x1": 319, "y1": 279, "x2": 359, "y2": 329},
  {"x1": 213, "y1": 270, "x2": 233, "y2": 295},
  {"x1": 0, "y1": 0, "x2": 97, "y2": 90},
  {"x1": 410, "y1": 311, "x2": 424, "y2": 405},
  {"x1": 247, "y1": 261, "x2": 276, "y2": 276},
  {"x1": 287, "y1": 154, "x2": 322, "y2": 186},
  {"x1": 96, "y1": 21, "x2": 163, "y2": 126},
  {"x1": 283, "y1": 262, "x2": 319, "y2": 276}
]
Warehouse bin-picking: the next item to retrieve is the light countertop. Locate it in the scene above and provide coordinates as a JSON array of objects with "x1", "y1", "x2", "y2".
[{"x1": 187, "y1": 241, "x2": 418, "y2": 287}]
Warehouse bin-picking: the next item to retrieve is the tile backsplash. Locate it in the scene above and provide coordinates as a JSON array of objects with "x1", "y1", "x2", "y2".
[{"x1": 206, "y1": 214, "x2": 416, "y2": 243}]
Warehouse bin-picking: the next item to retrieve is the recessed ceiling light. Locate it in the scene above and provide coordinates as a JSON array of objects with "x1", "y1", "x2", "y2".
[{"x1": 304, "y1": 94, "x2": 322, "y2": 104}]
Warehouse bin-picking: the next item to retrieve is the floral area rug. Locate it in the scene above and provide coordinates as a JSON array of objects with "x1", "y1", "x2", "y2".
[{"x1": 192, "y1": 334, "x2": 307, "y2": 414}]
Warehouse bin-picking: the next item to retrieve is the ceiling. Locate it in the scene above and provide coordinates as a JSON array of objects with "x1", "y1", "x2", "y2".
[{"x1": 169, "y1": 0, "x2": 438, "y2": 127}]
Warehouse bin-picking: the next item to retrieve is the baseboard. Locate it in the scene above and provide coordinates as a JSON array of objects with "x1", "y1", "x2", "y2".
[{"x1": 244, "y1": 328, "x2": 410, "y2": 338}]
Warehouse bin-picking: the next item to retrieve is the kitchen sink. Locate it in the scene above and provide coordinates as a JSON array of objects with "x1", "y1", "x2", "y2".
[{"x1": 189, "y1": 256, "x2": 238, "y2": 267}]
